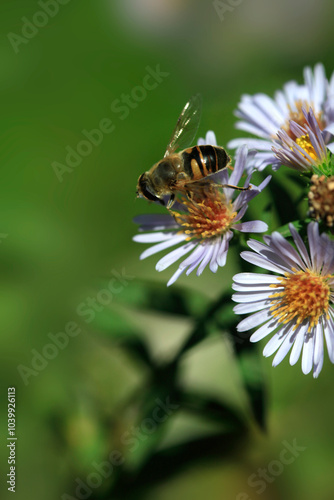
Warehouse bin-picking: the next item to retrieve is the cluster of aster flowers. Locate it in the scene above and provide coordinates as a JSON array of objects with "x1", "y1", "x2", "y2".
[{"x1": 133, "y1": 63, "x2": 334, "y2": 377}]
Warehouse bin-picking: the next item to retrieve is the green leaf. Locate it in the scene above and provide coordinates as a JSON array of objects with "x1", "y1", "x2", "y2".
[
  {"x1": 107, "y1": 430, "x2": 247, "y2": 499},
  {"x1": 232, "y1": 334, "x2": 267, "y2": 430},
  {"x1": 180, "y1": 390, "x2": 245, "y2": 429},
  {"x1": 266, "y1": 175, "x2": 303, "y2": 226}
]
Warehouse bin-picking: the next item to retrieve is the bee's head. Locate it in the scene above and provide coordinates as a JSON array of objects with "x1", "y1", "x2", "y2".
[{"x1": 136, "y1": 173, "x2": 165, "y2": 205}]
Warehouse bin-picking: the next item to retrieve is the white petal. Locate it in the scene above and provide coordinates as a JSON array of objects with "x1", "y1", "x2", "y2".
[
  {"x1": 233, "y1": 273, "x2": 280, "y2": 285},
  {"x1": 263, "y1": 328, "x2": 287, "y2": 357},
  {"x1": 307, "y1": 222, "x2": 321, "y2": 271},
  {"x1": 180, "y1": 243, "x2": 205, "y2": 270},
  {"x1": 236, "y1": 308, "x2": 272, "y2": 332},
  {"x1": 301, "y1": 330, "x2": 315, "y2": 374},
  {"x1": 324, "y1": 315, "x2": 334, "y2": 363},
  {"x1": 184, "y1": 245, "x2": 208, "y2": 275},
  {"x1": 217, "y1": 232, "x2": 233, "y2": 267},
  {"x1": 234, "y1": 299, "x2": 271, "y2": 314},
  {"x1": 240, "y1": 251, "x2": 289, "y2": 274},
  {"x1": 227, "y1": 137, "x2": 271, "y2": 149},
  {"x1": 237, "y1": 102, "x2": 279, "y2": 136},
  {"x1": 196, "y1": 243, "x2": 215, "y2": 276},
  {"x1": 167, "y1": 267, "x2": 186, "y2": 287},
  {"x1": 232, "y1": 291, "x2": 272, "y2": 303},
  {"x1": 313, "y1": 322, "x2": 324, "y2": 378},
  {"x1": 270, "y1": 231, "x2": 306, "y2": 270},
  {"x1": 205, "y1": 130, "x2": 217, "y2": 146},
  {"x1": 232, "y1": 283, "x2": 280, "y2": 292},
  {"x1": 272, "y1": 326, "x2": 296, "y2": 366},
  {"x1": 209, "y1": 239, "x2": 221, "y2": 273},
  {"x1": 139, "y1": 234, "x2": 186, "y2": 260},
  {"x1": 324, "y1": 123, "x2": 334, "y2": 134},
  {"x1": 155, "y1": 241, "x2": 196, "y2": 271},
  {"x1": 234, "y1": 221, "x2": 268, "y2": 233},
  {"x1": 134, "y1": 232, "x2": 179, "y2": 243},
  {"x1": 234, "y1": 121, "x2": 271, "y2": 139},
  {"x1": 253, "y1": 93, "x2": 285, "y2": 126},
  {"x1": 289, "y1": 223, "x2": 311, "y2": 268},
  {"x1": 229, "y1": 145, "x2": 248, "y2": 186},
  {"x1": 250, "y1": 319, "x2": 278, "y2": 342},
  {"x1": 289, "y1": 324, "x2": 307, "y2": 365}
]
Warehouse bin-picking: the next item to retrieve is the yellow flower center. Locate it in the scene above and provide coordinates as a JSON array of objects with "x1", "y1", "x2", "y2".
[
  {"x1": 269, "y1": 268, "x2": 331, "y2": 330},
  {"x1": 295, "y1": 134, "x2": 318, "y2": 161},
  {"x1": 170, "y1": 189, "x2": 237, "y2": 241}
]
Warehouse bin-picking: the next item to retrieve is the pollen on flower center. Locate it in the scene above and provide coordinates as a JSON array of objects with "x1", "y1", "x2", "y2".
[
  {"x1": 170, "y1": 189, "x2": 237, "y2": 240},
  {"x1": 295, "y1": 134, "x2": 317, "y2": 161},
  {"x1": 269, "y1": 268, "x2": 331, "y2": 330}
]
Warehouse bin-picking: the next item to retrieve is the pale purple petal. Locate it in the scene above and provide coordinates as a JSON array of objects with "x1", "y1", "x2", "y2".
[
  {"x1": 236, "y1": 308, "x2": 272, "y2": 332},
  {"x1": 134, "y1": 232, "x2": 179, "y2": 243},
  {"x1": 324, "y1": 315, "x2": 334, "y2": 363},
  {"x1": 234, "y1": 299, "x2": 271, "y2": 314},
  {"x1": 301, "y1": 331, "x2": 315, "y2": 375},
  {"x1": 138, "y1": 234, "x2": 186, "y2": 260},
  {"x1": 272, "y1": 325, "x2": 297, "y2": 366},
  {"x1": 250, "y1": 319, "x2": 279, "y2": 342},
  {"x1": 209, "y1": 239, "x2": 221, "y2": 273},
  {"x1": 233, "y1": 272, "x2": 280, "y2": 285},
  {"x1": 289, "y1": 324, "x2": 308, "y2": 365},
  {"x1": 289, "y1": 223, "x2": 311, "y2": 268},
  {"x1": 313, "y1": 322, "x2": 324, "y2": 378},
  {"x1": 155, "y1": 241, "x2": 196, "y2": 271},
  {"x1": 167, "y1": 267, "x2": 186, "y2": 287},
  {"x1": 263, "y1": 327, "x2": 289, "y2": 357},
  {"x1": 197, "y1": 243, "x2": 215, "y2": 276},
  {"x1": 232, "y1": 290, "x2": 273, "y2": 303},
  {"x1": 234, "y1": 220, "x2": 268, "y2": 233}
]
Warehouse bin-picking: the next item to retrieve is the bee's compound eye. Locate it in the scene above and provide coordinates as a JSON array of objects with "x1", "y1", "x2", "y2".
[{"x1": 139, "y1": 175, "x2": 163, "y2": 204}]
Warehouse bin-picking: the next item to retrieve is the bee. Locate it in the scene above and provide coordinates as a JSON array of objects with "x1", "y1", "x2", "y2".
[{"x1": 136, "y1": 95, "x2": 247, "y2": 209}]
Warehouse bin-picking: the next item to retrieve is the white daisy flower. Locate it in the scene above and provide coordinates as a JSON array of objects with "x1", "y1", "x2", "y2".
[
  {"x1": 232, "y1": 222, "x2": 334, "y2": 378},
  {"x1": 228, "y1": 63, "x2": 334, "y2": 171},
  {"x1": 133, "y1": 134, "x2": 271, "y2": 286}
]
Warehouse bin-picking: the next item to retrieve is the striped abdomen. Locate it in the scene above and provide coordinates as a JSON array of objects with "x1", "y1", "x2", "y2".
[{"x1": 181, "y1": 145, "x2": 230, "y2": 181}]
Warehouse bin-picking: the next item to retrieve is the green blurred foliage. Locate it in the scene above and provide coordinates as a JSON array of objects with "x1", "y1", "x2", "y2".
[{"x1": 1, "y1": 0, "x2": 334, "y2": 499}]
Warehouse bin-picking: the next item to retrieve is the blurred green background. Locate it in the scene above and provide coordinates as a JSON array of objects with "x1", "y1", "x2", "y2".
[{"x1": 1, "y1": 0, "x2": 334, "y2": 499}]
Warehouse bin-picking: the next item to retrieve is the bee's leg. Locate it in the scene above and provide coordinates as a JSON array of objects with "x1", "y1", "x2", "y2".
[
  {"x1": 221, "y1": 183, "x2": 251, "y2": 191},
  {"x1": 166, "y1": 194, "x2": 175, "y2": 209},
  {"x1": 186, "y1": 188, "x2": 193, "y2": 200},
  {"x1": 208, "y1": 182, "x2": 251, "y2": 191}
]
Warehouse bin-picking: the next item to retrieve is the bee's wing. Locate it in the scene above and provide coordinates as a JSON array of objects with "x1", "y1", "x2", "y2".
[{"x1": 164, "y1": 94, "x2": 202, "y2": 158}]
